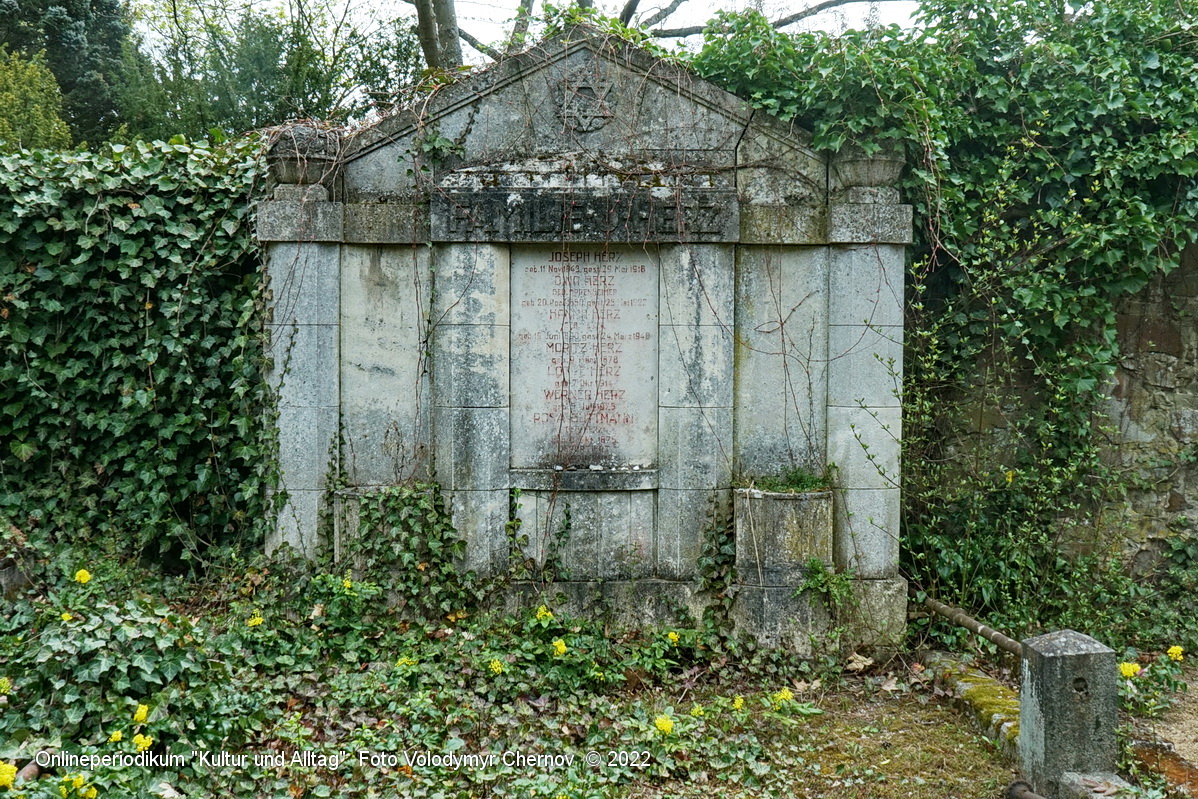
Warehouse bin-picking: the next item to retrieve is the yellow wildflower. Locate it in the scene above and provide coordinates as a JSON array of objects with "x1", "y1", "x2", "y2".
[
  {"x1": 732, "y1": 695, "x2": 745, "y2": 710},
  {"x1": 552, "y1": 639, "x2": 567, "y2": 656},
  {"x1": 489, "y1": 659, "x2": 504, "y2": 675},
  {"x1": 108, "y1": 730, "x2": 123, "y2": 743},
  {"x1": 61, "y1": 786, "x2": 67, "y2": 797},
  {"x1": 61, "y1": 612, "x2": 72, "y2": 622},
  {"x1": 246, "y1": 610, "x2": 264, "y2": 627},
  {"x1": 72, "y1": 774, "x2": 86, "y2": 789},
  {"x1": 667, "y1": 631, "x2": 679, "y2": 646},
  {"x1": 772, "y1": 687, "x2": 794, "y2": 708},
  {"x1": 133, "y1": 703, "x2": 149, "y2": 724},
  {"x1": 1005, "y1": 470, "x2": 1014, "y2": 484},
  {"x1": 1168, "y1": 646, "x2": 1185, "y2": 663},
  {"x1": 690, "y1": 704, "x2": 704, "y2": 717},
  {"x1": 133, "y1": 733, "x2": 153, "y2": 752},
  {"x1": 396, "y1": 656, "x2": 418, "y2": 668},
  {"x1": 654, "y1": 714, "x2": 674, "y2": 735},
  {"x1": 535, "y1": 605, "x2": 553, "y2": 622},
  {"x1": 1119, "y1": 662, "x2": 1141, "y2": 679},
  {"x1": 0, "y1": 762, "x2": 16, "y2": 789},
  {"x1": 74, "y1": 569, "x2": 91, "y2": 584},
  {"x1": 86, "y1": 788, "x2": 98, "y2": 799},
  {"x1": 342, "y1": 578, "x2": 352, "y2": 590},
  {"x1": 0, "y1": 676, "x2": 11, "y2": 695}
]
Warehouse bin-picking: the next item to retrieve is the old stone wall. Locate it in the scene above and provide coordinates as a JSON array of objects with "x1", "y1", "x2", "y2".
[{"x1": 1109, "y1": 243, "x2": 1198, "y2": 569}]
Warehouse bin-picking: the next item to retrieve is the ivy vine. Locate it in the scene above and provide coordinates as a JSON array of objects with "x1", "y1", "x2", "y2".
[
  {"x1": 0, "y1": 136, "x2": 272, "y2": 563},
  {"x1": 692, "y1": 1, "x2": 1198, "y2": 642}
]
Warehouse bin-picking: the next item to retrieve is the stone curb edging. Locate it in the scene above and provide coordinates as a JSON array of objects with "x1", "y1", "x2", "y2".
[{"x1": 922, "y1": 650, "x2": 1021, "y2": 762}]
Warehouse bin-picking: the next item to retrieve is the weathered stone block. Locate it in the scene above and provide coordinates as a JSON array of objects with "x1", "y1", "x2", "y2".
[
  {"x1": 833, "y1": 487, "x2": 901, "y2": 579},
  {"x1": 845, "y1": 576, "x2": 907, "y2": 651},
  {"x1": 827, "y1": 203, "x2": 913, "y2": 244},
  {"x1": 826, "y1": 405, "x2": 901, "y2": 490},
  {"x1": 658, "y1": 244, "x2": 735, "y2": 327},
  {"x1": 735, "y1": 120, "x2": 824, "y2": 207},
  {"x1": 341, "y1": 405, "x2": 430, "y2": 487},
  {"x1": 734, "y1": 488, "x2": 833, "y2": 586},
  {"x1": 827, "y1": 324, "x2": 903, "y2": 408},
  {"x1": 738, "y1": 205, "x2": 825, "y2": 245},
  {"x1": 1020, "y1": 630, "x2": 1119, "y2": 799},
  {"x1": 659, "y1": 324, "x2": 734, "y2": 409},
  {"x1": 266, "y1": 324, "x2": 340, "y2": 409},
  {"x1": 432, "y1": 406, "x2": 510, "y2": 491},
  {"x1": 343, "y1": 203, "x2": 428, "y2": 243},
  {"x1": 433, "y1": 244, "x2": 510, "y2": 325},
  {"x1": 265, "y1": 243, "x2": 340, "y2": 325},
  {"x1": 828, "y1": 245, "x2": 905, "y2": 327},
  {"x1": 341, "y1": 246, "x2": 431, "y2": 484},
  {"x1": 445, "y1": 489, "x2": 511, "y2": 575},
  {"x1": 431, "y1": 324, "x2": 509, "y2": 408},
  {"x1": 257, "y1": 199, "x2": 344, "y2": 242},
  {"x1": 268, "y1": 488, "x2": 323, "y2": 557},
  {"x1": 732, "y1": 586, "x2": 831, "y2": 656},
  {"x1": 513, "y1": 490, "x2": 588, "y2": 579},
  {"x1": 733, "y1": 246, "x2": 828, "y2": 476},
  {"x1": 658, "y1": 406, "x2": 733, "y2": 490},
  {"x1": 515, "y1": 490, "x2": 656, "y2": 580},
  {"x1": 656, "y1": 488, "x2": 721, "y2": 579},
  {"x1": 276, "y1": 405, "x2": 339, "y2": 492}
]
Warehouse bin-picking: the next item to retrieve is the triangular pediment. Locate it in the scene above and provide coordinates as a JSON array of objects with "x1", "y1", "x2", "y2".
[{"x1": 338, "y1": 28, "x2": 826, "y2": 208}]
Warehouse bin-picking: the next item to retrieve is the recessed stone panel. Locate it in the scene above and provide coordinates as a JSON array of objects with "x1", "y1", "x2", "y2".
[{"x1": 510, "y1": 245, "x2": 659, "y2": 469}]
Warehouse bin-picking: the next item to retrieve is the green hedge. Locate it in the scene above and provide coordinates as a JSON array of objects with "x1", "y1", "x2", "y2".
[{"x1": 0, "y1": 137, "x2": 272, "y2": 559}]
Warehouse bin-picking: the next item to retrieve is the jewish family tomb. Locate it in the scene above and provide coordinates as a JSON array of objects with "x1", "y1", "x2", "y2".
[{"x1": 259, "y1": 30, "x2": 911, "y2": 650}]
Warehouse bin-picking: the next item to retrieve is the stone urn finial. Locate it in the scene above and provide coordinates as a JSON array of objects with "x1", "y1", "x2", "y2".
[
  {"x1": 831, "y1": 143, "x2": 904, "y2": 203},
  {"x1": 832, "y1": 143, "x2": 905, "y2": 187},
  {"x1": 268, "y1": 124, "x2": 342, "y2": 188}
]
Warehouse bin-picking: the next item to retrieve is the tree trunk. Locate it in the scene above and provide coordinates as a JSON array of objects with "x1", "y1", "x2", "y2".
[
  {"x1": 413, "y1": 0, "x2": 443, "y2": 68},
  {"x1": 432, "y1": 0, "x2": 463, "y2": 68}
]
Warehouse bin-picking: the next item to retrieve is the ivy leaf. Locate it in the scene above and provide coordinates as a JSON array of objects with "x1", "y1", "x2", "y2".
[{"x1": 10, "y1": 441, "x2": 36, "y2": 462}]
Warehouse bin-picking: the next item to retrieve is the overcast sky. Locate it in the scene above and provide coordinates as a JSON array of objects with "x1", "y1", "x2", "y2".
[{"x1": 452, "y1": 0, "x2": 921, "y2": 61}]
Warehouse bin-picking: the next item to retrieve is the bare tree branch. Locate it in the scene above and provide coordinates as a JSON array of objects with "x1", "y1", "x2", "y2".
[
  {"x1": 618, "y1": 0, "x2": 640, "y2": 25},
  {"x1": 651, "y1": 0, "x2": 897, "y2": 37},
  {"x1": 460, "y1": 27, "x2": 502, "y2": 60},
  {"x1": 641, "y1": 0, "x2": 687, "y2": 29}
]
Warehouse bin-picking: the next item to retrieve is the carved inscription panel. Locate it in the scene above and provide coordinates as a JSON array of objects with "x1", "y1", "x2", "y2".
[{"x1": 510, "y1": 245, "x2": 658, "y2": 469}]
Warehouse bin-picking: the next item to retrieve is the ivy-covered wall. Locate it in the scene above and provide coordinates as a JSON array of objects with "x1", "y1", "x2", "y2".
[
  {"x1": 689, "y1": 2, "x2": 1198, "y2": 643},
  {"x1": 1111, "y1": 244, "x2": 1198, "y2": 566},
  {"x1": 0, "y1": 138, "x2": 272, "y2": 559}
]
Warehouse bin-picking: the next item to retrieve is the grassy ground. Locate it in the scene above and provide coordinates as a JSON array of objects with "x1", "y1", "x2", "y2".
[{"x1": 0, "y1": 558, "x2": 1016, "y2": 798}]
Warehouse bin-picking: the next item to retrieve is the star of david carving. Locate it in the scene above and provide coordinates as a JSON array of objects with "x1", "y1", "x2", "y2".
[{"x1": 555, "y1": 67, "x2": 614, "y2": 133}]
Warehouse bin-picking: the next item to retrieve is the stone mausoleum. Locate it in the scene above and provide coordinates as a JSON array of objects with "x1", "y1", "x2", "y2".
[{"x1": 259, "y1": 29, "x2": 910, "y2": 650}]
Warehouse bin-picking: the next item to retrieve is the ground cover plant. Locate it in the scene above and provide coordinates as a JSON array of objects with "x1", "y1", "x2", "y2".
[{"x1": 0, "y1": 550, "x2": 1016, "y2": 798}]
